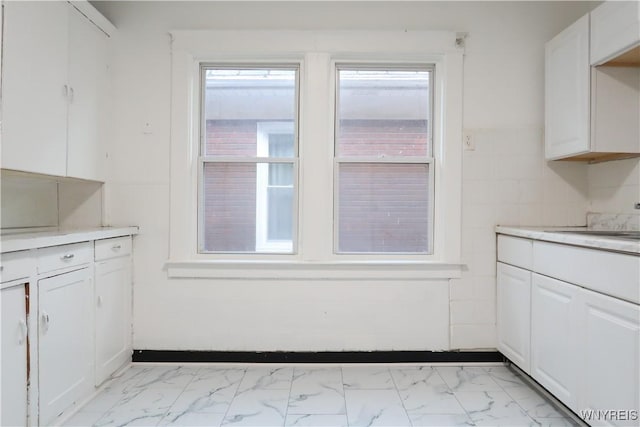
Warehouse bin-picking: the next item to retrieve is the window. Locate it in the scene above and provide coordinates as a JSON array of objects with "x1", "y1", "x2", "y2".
[
  {"x1": 335, "y1": 67, "x2": 434, "y2": 254},
  {"x1": 199, "y1": 67, "x2": 298, "y2": 253},
  {"x1": 169, "y1": 31, "x2": 464, "y2": 276}
]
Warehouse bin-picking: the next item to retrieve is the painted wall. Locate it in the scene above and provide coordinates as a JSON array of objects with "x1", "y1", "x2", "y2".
[
  {"x1": 95, "y1": 1, "x2": 597, "y2": 351},
  {"x1": 588, "y1": 158, "x2": 640, "y2": 215}
]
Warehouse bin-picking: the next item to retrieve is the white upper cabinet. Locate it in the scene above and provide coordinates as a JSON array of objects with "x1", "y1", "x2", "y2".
[
  {"x1": 66, "y1": 5, "x2": 111, "y2": 181},
  {"x1": 1, "y1": 1, "x2": 114, "y2": 181},
  {"x1": 1, "y1": 1, "x2": 70, "y2": 177},
  {"x1": 590, "y1": 1, "x2": 640, "y2": 66},
  {"x1": 545, "y1": 8, "x2": 640, "y2": 163},
  {"x1": 545, "y1": 15, "x2": 591, "y2": 161}
]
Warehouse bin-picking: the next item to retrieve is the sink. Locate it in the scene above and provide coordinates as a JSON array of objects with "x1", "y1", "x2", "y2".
[{"x1": 552, "y1": 230, "x2": 640, "y2": 240}]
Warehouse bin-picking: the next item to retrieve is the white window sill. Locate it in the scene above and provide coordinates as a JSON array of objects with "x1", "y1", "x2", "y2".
[{"x1": 165, "y1": 260, "x2": 463, "y2": 280}]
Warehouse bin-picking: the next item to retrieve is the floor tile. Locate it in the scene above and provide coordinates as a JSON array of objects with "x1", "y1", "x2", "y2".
[
  {"x1": 342, "y1": 366, "x2": 394, "y2": 389},
  {"x1": 284, "y1": 414, "x2": 349, "y2": 426},
  {"x1": 159, "y1": 411, "x2": 225, "y2": 426},
  {"x1": 131, "y1": 366, "x2": 198, "y2": 390},
  {"x1": 288, "y1": 367, "x2": 345, "y2": 415},
  {"x1": 236, "y1": 367, "x2": 293, "y2": 394},
  {"x1": 504, "y1": 385, "x2": 567, "y2": 418},
  {"x1": 67, "y1": 364, "x2": 576, "y2": 427},
  {"x1": 484, "y1": 366, "x2": 528, "y2": 388},
  {"x1": 437, "y1": 366, "x2": 503, "y2": 392},
  {"x1": 390, "y1": 366, "x2": 448, "y2": 390},
  {"x1": 108, "y1": 387, "x2": 183, "y2": 413},
  {"x1": 94, "y1": 409, "x2": 168, "y2": 427},
  {"x1": 407, "y1": 412, "x2": 475, "y2": 426},
  {"x1": 391, "y1": 367, "x2": 464, "y2": 414},
  {"x1": 345, "y1": 389, "x2": 411, "y2": 426},
  {"x1": 62, "y1": 410, "x2": 104, "y2": 427},
  {"x1": 168, "y1": 368, "x2": 244, "y2": 414},
  {"x1": 222, "y1": 388, "x2": 289, "y2": 426},
  {"x1": 288, "y1": 386, "x2": 346, "y2": 415},
  {"x1": 455, "y1": 390, "x2": 530, "y2": 422},
  {"x1": 533, "y1": 417, "x2": 581, "y2": 426}
]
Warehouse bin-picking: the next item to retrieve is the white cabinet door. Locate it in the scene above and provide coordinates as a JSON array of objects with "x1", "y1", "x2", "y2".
[
  {"x1": 95, "y1": 257, "x2": 132, "y2": 385},
  {"x1": 66, "y1": 5, "x2": 110, "y2": 182},
  {"x1": 1, "y1": 284, "x2": 28, "y2": 427},
  {"x1": 545, "y1": 14, "x2": 591, "y2": 160},
  {"x1": 497, "y1": 262, "x2": 531, "y2": 373},
  {"x1": 590, "y1": 0, "x2": 640, "y2": 65},
  {"x1": 1, "y1": 1, "x2": 69, "y2": 176},
  {"x1": 531, "y1": 273, "x2": 580, "y2": 411},
  {"x1": 39, "y1": 268, "x2": 93, "y2": 425},
  {"x1": 579, "y1": 288, "x2": 640, "y2": 427}
]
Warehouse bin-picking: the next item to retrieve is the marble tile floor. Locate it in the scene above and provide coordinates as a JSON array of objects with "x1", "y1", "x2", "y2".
[{"x1": 62, "y1": 364, "x2": 581, "y2": 427}]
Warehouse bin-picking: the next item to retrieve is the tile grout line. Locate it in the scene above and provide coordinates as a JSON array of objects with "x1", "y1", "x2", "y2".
[
  {"x1": 388, "y1": 366, "x2": 415, "y2": 427},
  {"x1": 153, "y1": 365, "x2": 201, "y2": 426},
  {"x1": 283, "y1": 366, "x2": 295, "y2": 426},
  {"x1": 219, "y1": 366, "x2": 248, "y2": 427}
]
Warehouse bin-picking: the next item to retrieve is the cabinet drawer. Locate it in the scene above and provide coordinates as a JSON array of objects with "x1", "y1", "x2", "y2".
[
  {"x1": 0, "y1": 251, "x2": 34, "y2": 283},
  {"x1": 497, "y1": 235, "x2": 533, "y2": 270},
  {"x1": 95, "y1": 236, "x2": 132, "y2": 261},
  {"x1": 37, "y1": 242, "x2": 92, "y2": 274},
  {"x1": 533, "y1": 241, "x2": 640, "y2": 304}
]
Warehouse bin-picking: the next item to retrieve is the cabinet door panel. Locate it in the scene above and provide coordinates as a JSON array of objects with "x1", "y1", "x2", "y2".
[
  {"x1": 95, "y1": 258, "x2": 131, "y2": 385},
  {"x1": 531, "y1": 273, "x2": 579, "y2": 410},
  {"x1": 497, "y1": 263, "x2": 531, "y2": 373},
  {"x1": 545, "y1": 14, "x2": 590, "y2": 160},
  {"x1": 1, "y1": 284, "x2": 28, "y2": 427},
  {"x1": 66, "y1": 5, "x2": 110, "y2": 181},
  {"x1": 579, "y1": 289, "x2": 640, "y2": 426},
  {"x1": 1, "y1": 1, "x2": 69, "y2": 176},
  {"x1": 39, "y1": 268, "x2": 92, "y2": 425}
]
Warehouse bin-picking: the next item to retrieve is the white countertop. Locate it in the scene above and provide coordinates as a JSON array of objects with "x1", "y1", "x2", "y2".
[
  {"x1": 0, "y1": 226, "x2": 139, "y2": 253},
  {"x1": 496, "y1": 226, "x2": 640, "y2": 255}
]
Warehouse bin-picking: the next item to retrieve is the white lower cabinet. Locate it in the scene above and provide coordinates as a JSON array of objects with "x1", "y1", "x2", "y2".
[
  {"x1": 497, "y1": 262, "x2": 531, "y2": 373},
  {"x1": 498, "y1": 234, "x2": 640, "y2": 425},
  {"x1": 531, "y1": 273, "x2": 580, "y2": 411},
  {"x1": 1, "y1": 284, "x2": 29, "y2": 427},
  {"x1": 95, "y1": 256, "x2": 132, "y2": 385},
  {"x1": 38, "y1": 268, "x2": 93, "y2": 425},
  {"x1": 579, "y1": 288, "x2": 640, "y2": 427}
]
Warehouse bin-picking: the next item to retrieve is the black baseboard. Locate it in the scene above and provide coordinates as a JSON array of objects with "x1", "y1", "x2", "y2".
[{"x1": 132, "y1": 350, "x2": 503, "y2": 364}]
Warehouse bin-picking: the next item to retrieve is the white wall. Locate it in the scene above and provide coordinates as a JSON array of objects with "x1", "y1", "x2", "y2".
[
  {"x1": 588, "y1": 158, "x2": 640, "y2": 215},
  {"x1": 96, "y1": 0, "x2": 596, "y2": 351}
]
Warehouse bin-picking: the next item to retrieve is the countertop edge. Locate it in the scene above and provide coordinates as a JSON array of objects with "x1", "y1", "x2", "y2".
[
  {"x1": 496, "y1": 226, "x2": 640, "y2": 255},
  {"x1": 0, "y1": 226, "x2": 140, "y2": 253}
]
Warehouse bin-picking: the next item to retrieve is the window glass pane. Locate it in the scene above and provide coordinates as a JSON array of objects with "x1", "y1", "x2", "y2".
[
  {"x1": 202, "y1": 163, "x2": 257, "y2": 252},
  {"x1": 337, "y1": 163, "x2": 429, "y2": 253},
  {"x1": 202, "y1": 162, "x2": 294, "y2": 253},
  {"x1": 267, "y1": 187, "x2": 293, "y2": 240},
  {"x1": 203, "y1": 68, "x2": 296, "y2": 157},
  {"x1": 337, "y1": 69, "x2": 430, "y2": 158},
  {"x1": 269, "y1": 133, "x2": 294, "y2": 157},
  {"x1": 268, "y1": 163, "x2": 293, "y2": 186}
]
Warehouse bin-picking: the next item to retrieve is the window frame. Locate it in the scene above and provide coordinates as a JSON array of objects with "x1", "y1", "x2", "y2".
[
  {"x1": 168, "y1": 30, "x2": 464, "y2": 278},
  {"x1": 333, "y1": 64, "x2": 436, "y2": 255},
  {"x1": 197, "y1": 64, "x2": 300, "y2": 255}
]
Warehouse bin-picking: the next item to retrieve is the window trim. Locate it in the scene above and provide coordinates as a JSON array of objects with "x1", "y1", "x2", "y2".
[{"x1": 167, "y1": 30, "x2": 464, "y2": 277}]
